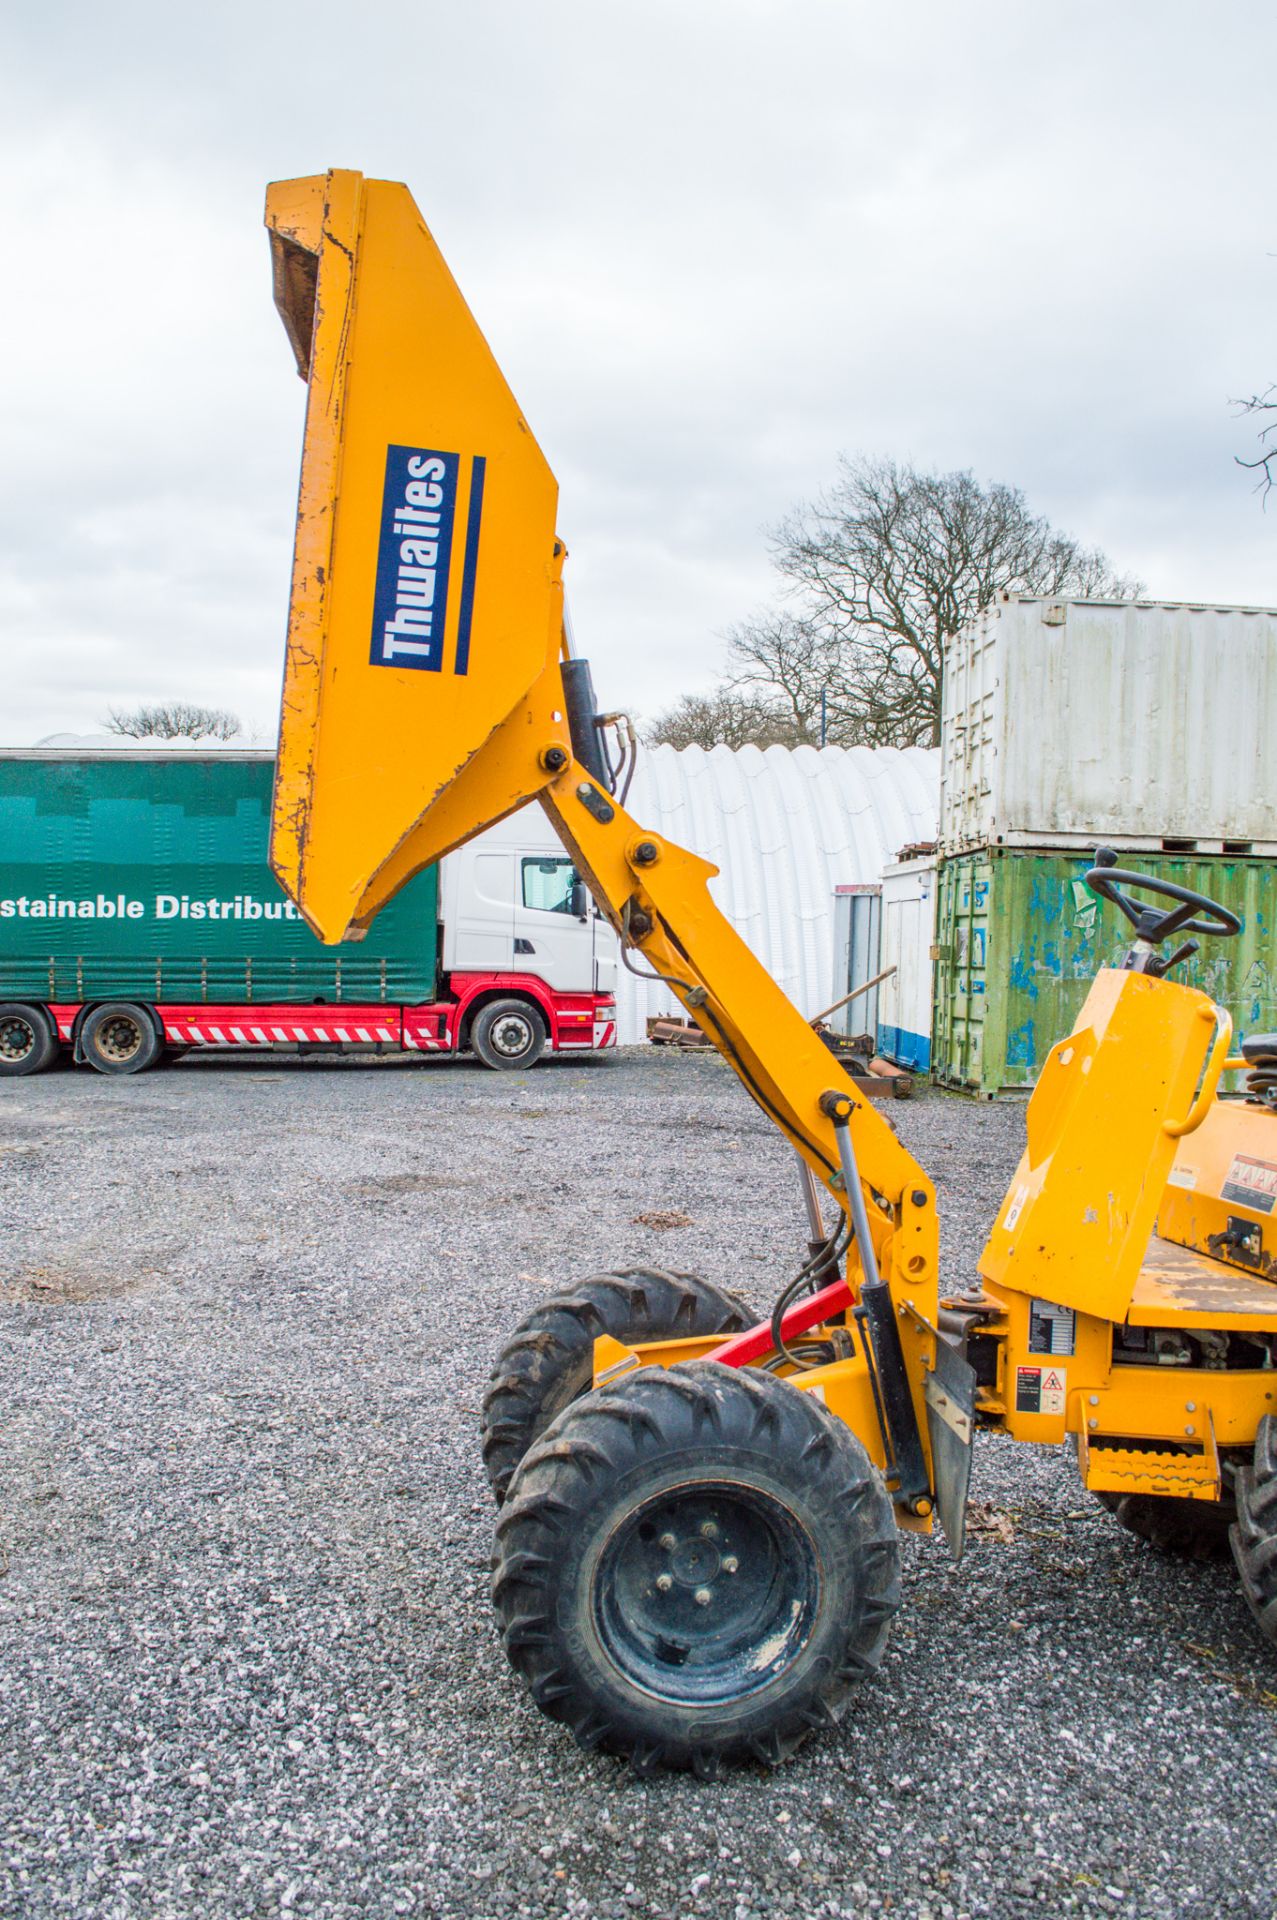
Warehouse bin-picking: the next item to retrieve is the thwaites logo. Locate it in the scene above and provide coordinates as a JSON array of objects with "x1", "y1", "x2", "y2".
[{"x1": 369, "y1": 445, "x2": 486, "y2": 674}]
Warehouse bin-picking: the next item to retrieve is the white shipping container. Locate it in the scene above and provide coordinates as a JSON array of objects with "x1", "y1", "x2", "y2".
[
  {"x1": 941, "y1": 594, "x2": 1277, "y2": 855},
  {"x1": 876, "y1": 855, "x2": 936, "y2": 1072}
]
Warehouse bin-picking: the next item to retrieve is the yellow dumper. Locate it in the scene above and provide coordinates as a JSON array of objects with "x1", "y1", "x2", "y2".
[{"x1": 263, "y1": 169, "x2": 1277, "y2": 1774}]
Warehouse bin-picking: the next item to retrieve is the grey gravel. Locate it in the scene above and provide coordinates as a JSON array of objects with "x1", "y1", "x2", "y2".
[{"x1": 1, "y1": 1046, "x2": 1275, "y2": 1920}]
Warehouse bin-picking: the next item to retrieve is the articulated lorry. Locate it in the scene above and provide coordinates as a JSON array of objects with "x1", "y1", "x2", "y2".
[{"x1": 0, "y1": 746, "x2": 616, "y2": 1076}]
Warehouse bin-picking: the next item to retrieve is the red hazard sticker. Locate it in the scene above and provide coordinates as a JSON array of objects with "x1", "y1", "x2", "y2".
[{"x1": 1222, "y1": 1154, "x2": 1277, "y2": 1215}]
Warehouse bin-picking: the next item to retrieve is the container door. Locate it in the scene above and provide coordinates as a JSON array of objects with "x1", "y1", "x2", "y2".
[
  {"x1": 934, "y1": 858, "x2": 992, "y2": 1088},
  {"x1": 833, "y1": 887, "x2": 882, "y2": 1036},
  {"x1": 878, "y1": 864, "x2": 935, "y2": 1070}
]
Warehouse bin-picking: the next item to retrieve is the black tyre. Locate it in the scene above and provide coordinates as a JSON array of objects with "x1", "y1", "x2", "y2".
[
  {"x1": 1096, "y1": 1489, "x2": 1233, "y2": 1560},
  {"x1": 470, "y1": 998, "x2": 547, "y2": 1070},
  {"x1": 494, "y1": 1364, "x2": 899, "y2": 1774},
  {"x1": 0, "y1": 1003, "x2": 58, "y2": 1078},
  {"x1": 80, "y1": 1003, "x2": 163, "y2": 1076},
  {"x1": 481, "y1": 1268, "x2": 752, "y2": 1503},
  {"x1": 1232, "y1": 1416, "x2": 1277, "y2": 1643}
]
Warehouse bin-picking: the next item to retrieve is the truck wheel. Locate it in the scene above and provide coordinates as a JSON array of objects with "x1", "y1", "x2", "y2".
[
  {"x1": 0, "y1": 1004, "x2": 58, "y2": 1077},
  {"x1": 80, "y1": 1003, "x2": 163, "y2": 1076},
  {"x1": 469, "y1": 997, "x2": 547, "y2": 1070},
  {"x1": 481, "y1": 1268, "x2": 752, "y2": 1502},
  {"x1": 493, "y1": 1364, "x2": 900, "y2": 1774},
  {"x1": 1095, "y1": 1489, "x2": 1233, "y2": 1560},
  {"x1": 1232, "y1": 1416, "x2": 1277, "y2": 1643}
]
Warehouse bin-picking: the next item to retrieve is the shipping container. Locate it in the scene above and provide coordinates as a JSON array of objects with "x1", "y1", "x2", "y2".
[
  {"x1": 941, "y1": 595, "x2": 1277, "y2": 856},
  {"x1": 932, "y1": 847, "x2": 1277, "y2": 1094},
  {"x1": 0, "y1": 749, "x2": 616, "y2": 1074},
  {"x1": 876, "y1": 854, "x2": 937, "y2": 1071}
]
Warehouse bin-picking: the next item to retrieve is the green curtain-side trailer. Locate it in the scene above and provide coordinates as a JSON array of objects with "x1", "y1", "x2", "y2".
[
  {"x1": 0, "y1": 753, "x2": 439, "y2": 1004},
  {"x1": 0, "y1": 751, "x2": 615, "y2": 1077}
]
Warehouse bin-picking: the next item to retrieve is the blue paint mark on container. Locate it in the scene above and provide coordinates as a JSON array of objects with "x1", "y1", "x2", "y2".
[{"x1": 1006, "y1": 1019, "x2": 1037, "y2": 1069}]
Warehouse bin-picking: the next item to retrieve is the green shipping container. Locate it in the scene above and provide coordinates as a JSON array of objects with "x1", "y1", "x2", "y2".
[
  {"x1": 0, "y1": 753, "x2": 439, "y2": 1004},
  {"x1": 933, "y1": 847, "x2": 1277, "y2": 1094}
]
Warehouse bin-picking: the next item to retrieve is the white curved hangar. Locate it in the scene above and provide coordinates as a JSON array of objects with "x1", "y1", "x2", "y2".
[{"x1": 615, "y1": 743, "x2": 940, "y2": 1045}]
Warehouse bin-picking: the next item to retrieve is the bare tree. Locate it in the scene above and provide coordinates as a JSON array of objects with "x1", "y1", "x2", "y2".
[
  {"x1": 104, "y1": 702, "x2": 242, "y2": 742},
  {"x1": 1234, "y1": 383, "x2": 1277, "y2": 501},
  {"x1": 729, "y1": 457, "x2": 1141, "y2": 748},
  {"x1": 644, "y1": 689, "x2": 806, "y2": 751}
]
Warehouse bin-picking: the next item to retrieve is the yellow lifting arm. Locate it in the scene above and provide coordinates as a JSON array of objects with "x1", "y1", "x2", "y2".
[{"x1": 262, "y1": 168, "x2": 937, "y2": 1303}]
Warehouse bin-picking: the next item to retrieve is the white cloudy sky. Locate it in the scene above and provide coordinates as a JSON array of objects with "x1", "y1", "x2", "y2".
[{"x1": 3, "y1": 0, "x2": 1273, "y2": 745}]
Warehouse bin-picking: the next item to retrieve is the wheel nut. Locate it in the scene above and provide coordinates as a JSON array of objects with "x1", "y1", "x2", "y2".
[
  {"x1": 655, "y1": 1573, "x2": 673, "y2": 1593},
  {"x1": 693, "y1": 1587, "x2": 712, "y2": 1607},
  {"x1": 722, "y1": 1555, "x2": 739, "y2": 1574},
  {"x1": 699, "y1": 1521, "x2": 719, "y2": 1540},
  {"x1": 659, "y1": 1532, "x2": 676, "y2": 1552}
]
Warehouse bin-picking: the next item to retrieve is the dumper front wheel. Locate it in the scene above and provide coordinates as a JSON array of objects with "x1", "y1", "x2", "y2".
[
  {"x1": 481, "y1": 1269, "x2": 750, "y2": 1503},
  {"x1": 493, "y1": 1364, "x2": 899, "y2": 1774}
]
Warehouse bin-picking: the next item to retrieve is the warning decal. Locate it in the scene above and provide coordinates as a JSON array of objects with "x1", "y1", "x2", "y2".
[
  {"x1": 1004, "y1": 1182, "x2": 1031, "y2": 1233},
  {"x1": 1015, "y1": 1367, "x2": 1041, "y2": 1414},
  {"x1": 1016, "y1": 1366, "x2": 1067, "y2": 1416},
  {"x1": 1221, "y1": 1154, "x2": 1277, "y2": 1216},
  {"x1": 1040, "y1": 1367, "x2": 1067, "y2": 1416}
]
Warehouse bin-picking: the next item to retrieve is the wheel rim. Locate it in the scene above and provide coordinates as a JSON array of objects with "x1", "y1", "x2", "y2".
[
  {"x1": 96, "y1": 1017, "x2": 143, "y2": 1064},
  {"x1": 0, "y1": 1017, "x2": 36, "y2": 1062},
  {"x1": 592, "y1": 1480, "x2": 820, "y2": 1706},
  {"x1": 490, "y1": 1013, "x2": 533, "y2": 1058}
]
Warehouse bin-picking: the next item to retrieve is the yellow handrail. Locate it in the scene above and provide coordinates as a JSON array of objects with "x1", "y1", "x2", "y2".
[{"x1": 1164, "y1": 1009, "x2": 1234, "y2": 1139}]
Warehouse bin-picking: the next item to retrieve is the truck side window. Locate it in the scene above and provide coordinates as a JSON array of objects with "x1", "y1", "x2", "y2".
[{"x1": 522, "y1": 857, "x2": 577, "y2": 915}]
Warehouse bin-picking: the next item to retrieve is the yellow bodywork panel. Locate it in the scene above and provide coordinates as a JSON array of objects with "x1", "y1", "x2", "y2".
[
  {"x1": 979, "y1": 969, "x2": 1228, "y2": 1322},
  {"x1": 265, "y1": 170, "x2": 565, "y2": 941},
  {"x1": 1130, "y1": 1237, "x2": 1277, "y2": 1327},
  {"x1": 1158, "y1": 1098, "x2": 1277, "y2": 1278}
]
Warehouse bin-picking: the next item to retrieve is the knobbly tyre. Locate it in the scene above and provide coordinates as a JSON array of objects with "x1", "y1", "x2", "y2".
[{"x1": 260, "y1": 169, "x2": 1277, "y2": 1774}]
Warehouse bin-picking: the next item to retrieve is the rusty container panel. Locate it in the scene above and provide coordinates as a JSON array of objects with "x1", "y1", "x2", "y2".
[{"x1": 932, "y1": 847, "x2": 1277, "y2": 1094}]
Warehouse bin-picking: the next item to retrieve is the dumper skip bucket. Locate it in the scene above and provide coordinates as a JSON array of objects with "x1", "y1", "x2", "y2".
[{"x1": 266, "y1": 170, "x2": 568, "y2": 942}]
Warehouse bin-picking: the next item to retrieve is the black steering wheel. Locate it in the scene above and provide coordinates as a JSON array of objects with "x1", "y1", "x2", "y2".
[{"x1": 1085, "y1": 847, "x2": 1241, "y2": 948}]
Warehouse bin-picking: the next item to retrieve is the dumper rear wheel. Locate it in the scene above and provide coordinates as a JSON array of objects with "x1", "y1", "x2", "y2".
[
  {"x1": 493, "y1": 1364, "x2": 899, "y2": 1774},
  {"x1": 481, "y1": 1269, "x2": 751, "y2": 1503},
  {"x1": 1096, "y1": 1490, "x2": 1233, "y2": 1560},
  {"x1": 1232, "y1": 1416, "x2": 1277, "y2": 1643}
]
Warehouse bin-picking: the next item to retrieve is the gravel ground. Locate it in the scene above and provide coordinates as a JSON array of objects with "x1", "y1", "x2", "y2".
[{"x1": 1, "y1": 1046, "x2": 1275, "y2": 1920}]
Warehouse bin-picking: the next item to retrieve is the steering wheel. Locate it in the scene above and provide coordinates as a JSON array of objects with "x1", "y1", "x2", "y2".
[{"x1": 1085, "y1": 847, "x2": 1241, "y2": 946}]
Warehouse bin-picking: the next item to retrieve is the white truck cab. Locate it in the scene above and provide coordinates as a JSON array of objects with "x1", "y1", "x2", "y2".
[{"x1": 440, "y1": 809, "x2": 618, "y2": 1063}]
